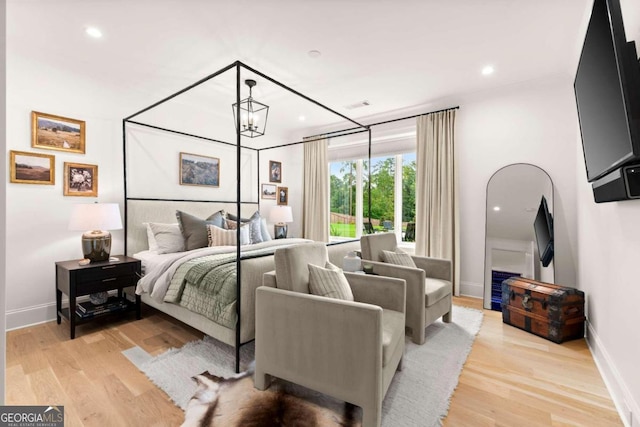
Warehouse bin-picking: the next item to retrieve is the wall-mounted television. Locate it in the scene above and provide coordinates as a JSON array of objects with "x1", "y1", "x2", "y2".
[
  {"x1": 574, "y1": 0, "x2": 640, "y2": 183},
  {"x1": 533, "y1": 196, "x2": 554, "y2": 268}
]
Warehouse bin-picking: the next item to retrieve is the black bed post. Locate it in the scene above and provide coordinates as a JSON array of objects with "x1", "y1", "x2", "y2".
[
  {"x1": 235, "y1": 62, "x2": 242, "y2": 373},
  {"x1": 123, "y1": 119, "x2": 129, "y2": 256}
]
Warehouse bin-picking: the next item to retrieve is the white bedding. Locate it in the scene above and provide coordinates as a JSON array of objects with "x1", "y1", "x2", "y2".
[{"x1": 134, "y1": 238, "x2": 312, "y2": 303}]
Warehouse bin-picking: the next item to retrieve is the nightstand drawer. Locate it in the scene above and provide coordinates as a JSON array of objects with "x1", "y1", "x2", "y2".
[
  {"x1": 76, "y1": 263, "x2": 137, "y2": 283},
  {"x1": 77, "y1": 274, "x2": 138, "y2": 295}
]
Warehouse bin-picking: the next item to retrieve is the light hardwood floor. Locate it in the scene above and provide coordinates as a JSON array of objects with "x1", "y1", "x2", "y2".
[{"x1": 5, "y1": 297, "x2": 622, "y2": 426}]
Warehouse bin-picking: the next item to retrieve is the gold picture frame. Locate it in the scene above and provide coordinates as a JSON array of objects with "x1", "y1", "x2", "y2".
[
  {"x1": 9, "y1": 150, "x2": 55, "y2": 185},
  {"x1": 64, "y1": 162, "x2": 98, "y2": 197},
  {"x1": 180, "y1": 152, "x2": 220, "y2": 187},
  {"x1": 261, "y1": 183, "x2": 277, "y2": 199},
  {"x1": 31, "y1": 111, "x2": 86, "y2": 154},
  {"x1": 277, "y1": 186, "x2": 288, "y2": 205}
]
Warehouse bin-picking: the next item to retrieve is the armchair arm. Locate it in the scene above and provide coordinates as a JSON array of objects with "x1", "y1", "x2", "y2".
[
  {"x1": 411, "y1": 256, "x2": 452, "y2": 281},
  {"x1": 255, "y1": 287, "x2": 384, "y2": 405},
  {"x1": 344, "y1": 272, "x2": 405, "y2": 313},
  {"x1": 262, "y1": 270, "x2": 277, "y2": 288}
]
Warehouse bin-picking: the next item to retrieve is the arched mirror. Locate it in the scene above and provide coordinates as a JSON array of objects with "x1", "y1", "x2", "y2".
[{"x1": 484, "y1": 164, "x2": 554, "y2": 310}]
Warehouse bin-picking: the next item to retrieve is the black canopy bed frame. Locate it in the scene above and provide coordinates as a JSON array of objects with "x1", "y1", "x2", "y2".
[{"x1": 122, "y1": 61, "x2": 372, "y2": 372}]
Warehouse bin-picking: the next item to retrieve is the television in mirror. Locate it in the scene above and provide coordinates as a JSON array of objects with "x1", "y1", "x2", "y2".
[{"x1": 534, "y1": 196, "x2": 554, "y2": 268}]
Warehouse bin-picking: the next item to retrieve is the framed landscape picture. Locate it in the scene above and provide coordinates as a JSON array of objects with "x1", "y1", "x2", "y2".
[
  {"x1": 9, "y1": 150, "x2": 55, "y2": 185},
  {"x1": 262, "y1": 183, "x2": 277, "y2": 199},
  {"x1": 277, "y1": 186, "x2": 288, "y2": 205},
  {"x1": 31, "y1": 111, "x2": 85, "y2": 154},
  {"x1": 64, "y1": 162, "x2": 98, "y2": 197},
  {"x1": 269, "y1": 160, "x2": 282, "y2": 183},
  {"x1": 180, "y1": 152, "x2": 220, "y2": 187}
]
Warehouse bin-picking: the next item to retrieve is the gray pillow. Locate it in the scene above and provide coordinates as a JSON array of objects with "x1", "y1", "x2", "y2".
[
  {"x1": 308, "y1": 263, "x2": 354, "y2": 301},
  {"x1": 381, "y1": 249, "x2": 417, "y2": 268},
  {"x1": 227, "y1": 211, "x2": 269, "y2": 243},
  {"x1": 176, "y1": 210, "x2": 226, "y2": 251}
]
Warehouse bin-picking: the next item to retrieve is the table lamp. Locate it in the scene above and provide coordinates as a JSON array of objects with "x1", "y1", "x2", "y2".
[
  {"x1": 68, "y1": 203, "x2": 123, "y2": 262},
  {"x1": 269, "y1": 206, "x2": 293, "y2": 239}
]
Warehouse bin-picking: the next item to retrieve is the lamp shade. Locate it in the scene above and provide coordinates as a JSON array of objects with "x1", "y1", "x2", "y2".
[
  {"x1": 68, "y1": 203, "x2": 123, "y2": 231},
  {"x1": 269, "y1": 206, "x2": 293, "y2": 224}
]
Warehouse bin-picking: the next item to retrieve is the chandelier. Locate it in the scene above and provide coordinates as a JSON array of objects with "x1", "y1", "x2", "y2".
[{"x1": 232, "y1": 79, "x2": 269, "y2": 138}]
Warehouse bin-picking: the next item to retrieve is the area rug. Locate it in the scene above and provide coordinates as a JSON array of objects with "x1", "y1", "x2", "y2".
[{"x1": 123, "y1": 305, "x2": 483, "y2": 426}]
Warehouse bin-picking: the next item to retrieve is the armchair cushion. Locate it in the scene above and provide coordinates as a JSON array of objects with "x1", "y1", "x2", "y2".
[
  {"x1": 425, "y1": 278, "x2": 452, "y2": 307},
  {"x1": 381, "y1": 249, "x2": 417, "y2": 268},
  {"x1": 308, "y1": 263, "x2": 354, "y2": 301}
]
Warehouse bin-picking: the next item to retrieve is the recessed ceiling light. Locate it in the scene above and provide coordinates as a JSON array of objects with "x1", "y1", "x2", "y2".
[
  {"x1": 86, "y1": 27, "x2": 103, "y2": 38},
  {"x1": 482, "y1": 65, "x2": 494, "y2": 76},
  {"x1": 308, "y1": 50, "x2": 321, "y2": 58},
  {"x1": 298, "y1": 115, "x2": 306, "y2": 122},
  {"x1": 493, "y1": 206, "x2": 501, "y2": 211}
]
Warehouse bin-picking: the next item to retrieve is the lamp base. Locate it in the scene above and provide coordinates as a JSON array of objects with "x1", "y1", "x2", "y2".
[
  {"x1": 274, "y1": 224, "x2": 288, "y2": 239},
  {"x1": 82, "y1": 230, "x2": 112, "y2": 262}
]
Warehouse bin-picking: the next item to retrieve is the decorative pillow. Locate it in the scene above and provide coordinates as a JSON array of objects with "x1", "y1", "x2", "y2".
[
  {"x1": 207, "y1": 224, "x2": 250, "y2": 246},
  {"x1": 308, "y1": 263, "x2": 354, "y2": 301},
  {"x1": 176, "y1": 210, "x2": 226, "y2": 251},
  {"x1": 147, "y1": 222, "x2": 184, "y2": 254},
  {"x1": 381, "y1": 249, "x2": 417, "y2": 268},
  {"x1": 260, "y1": 217, "x2": 272, "y2": 242},
  {"x1": 207, "y1": 225, "x2": 236, "y2": 246},
  {"x1": 144, "y1": 222, "x2": 159, "y2": 252},
  {"x1": 225, "y1": 212, "x2": 267, "y2": 244}
]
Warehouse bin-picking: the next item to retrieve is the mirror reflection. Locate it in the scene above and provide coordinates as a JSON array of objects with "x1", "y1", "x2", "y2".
[{"x1": 484, "y1": 163, "x2": 554, "y2": 310}]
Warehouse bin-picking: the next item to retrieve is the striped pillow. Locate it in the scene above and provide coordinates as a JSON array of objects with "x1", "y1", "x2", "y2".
[
  {"x1": 381, "y1": 249, "x2": 417, "y2": 268},
  {"x1": 308, "y1": 263, "x2": 354, "y2": 301},
  {"x1": 207, "y1": 225, "x2": 236, "y2": 246}
]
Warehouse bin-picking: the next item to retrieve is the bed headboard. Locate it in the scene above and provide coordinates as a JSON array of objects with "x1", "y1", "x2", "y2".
[{"x1": 126, "y1": 199, "x2": 261, "y2": 256}]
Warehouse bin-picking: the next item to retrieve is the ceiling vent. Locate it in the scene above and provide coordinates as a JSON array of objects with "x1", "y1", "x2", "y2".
[{"x1": 344, "y1": 100, "x2": 371, "y2": 110}]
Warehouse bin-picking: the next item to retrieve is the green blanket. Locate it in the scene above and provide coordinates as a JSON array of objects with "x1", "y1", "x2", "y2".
[{"x1": 163, "y1": 247, "x2": 279, "y2": 329}]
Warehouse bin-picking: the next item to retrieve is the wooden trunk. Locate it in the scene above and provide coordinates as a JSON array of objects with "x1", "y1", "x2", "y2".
[{"x1": 501, "y1": 277, "x2": 585, "y2": 344}]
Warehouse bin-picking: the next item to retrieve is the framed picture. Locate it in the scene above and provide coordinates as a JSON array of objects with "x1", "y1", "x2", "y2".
[
  {"x1": 180, "y1": 152, "x2": 220, "y2": 187},
  {"x1": 262, "y1": 183, "x2": 277, "y2": 199},
  {"x1": 9, "y1": 150, "x2": 55, "y2": 185},
  {"x1": 64, "y1": 162, "x2": 98, "y2": 197},
  {"x1": 277, "y1": 186, "x2": 288, "y2": 205},
  {"x1": 269, "y1": 160, "x2": 282, "y2": 183},
  {"x1": 31, "y1": 111, "x2": 85, "y2": 154}
]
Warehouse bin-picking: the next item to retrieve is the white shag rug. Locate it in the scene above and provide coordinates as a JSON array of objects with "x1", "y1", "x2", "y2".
[{"x1": 123, "y1": 305, "x2": 483, "y2": 427}]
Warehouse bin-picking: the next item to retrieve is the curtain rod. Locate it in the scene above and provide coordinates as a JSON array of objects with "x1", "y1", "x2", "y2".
[{"x1": 304, "y1": 105, "x2": 460, "y2": 141}]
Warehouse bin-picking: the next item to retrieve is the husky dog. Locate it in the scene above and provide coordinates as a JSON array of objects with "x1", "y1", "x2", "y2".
[{"x1": 181, "y1": 364, "x2": 358, "y2": 427}]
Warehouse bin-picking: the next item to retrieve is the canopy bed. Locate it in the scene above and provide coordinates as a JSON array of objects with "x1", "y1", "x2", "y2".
[{"x1": 122, "y1": 61, "x2": 368, "y2": 371}]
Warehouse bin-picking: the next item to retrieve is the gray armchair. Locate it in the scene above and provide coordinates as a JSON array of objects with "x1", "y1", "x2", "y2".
[
  {"x1": 360, "y1": 233, "x2": 452, "y2": 345},
  {"x1": 254, "y1": 243, "x2": 406, "y2": 427}
]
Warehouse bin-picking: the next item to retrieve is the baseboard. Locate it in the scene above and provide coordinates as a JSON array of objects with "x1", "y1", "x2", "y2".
[
  {"x1": 459, "y1": 280, "x2": 483, "y2": 298},
  {"x1": 6, "y1": 302, "x2": 58, "y2": 331},
  {"x1": 586, "y1": 320, "x2": 639, "y2": 427}
]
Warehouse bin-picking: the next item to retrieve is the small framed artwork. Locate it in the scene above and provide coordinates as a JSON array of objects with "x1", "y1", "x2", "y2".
[
  {"x1": 277, "y1": 186, "x2": 288, "y2": 205},
  {"x1": 9, "y1": 150, "x2": 55, "y2": 185},
  {"x1": 64, "y1": 162, "x2": 98, "y2": 197},
  {"x1": 180, "y1": 152, "x2": 220, "y2": 187},
  {"x1": 262, "y1": 183, "x2": 277, "y2": 199},
  {"x1": 31, "y1": 111, "x2": 86, "y2": 154},
  {"x1": 269, "y1": 160, "x2": 282, "y2": 183}
]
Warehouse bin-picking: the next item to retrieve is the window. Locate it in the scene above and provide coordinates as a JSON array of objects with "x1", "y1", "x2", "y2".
[{"x1": 330, "y1": 153, "x2": 416, "y2": 243}]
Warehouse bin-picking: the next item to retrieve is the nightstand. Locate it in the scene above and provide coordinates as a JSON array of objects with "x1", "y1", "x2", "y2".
[{"x1": 55, "y1": 255, "x2": 141, "y2": 339}]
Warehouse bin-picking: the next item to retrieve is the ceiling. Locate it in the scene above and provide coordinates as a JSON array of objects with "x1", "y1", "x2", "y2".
[{"x1": 7, "y1": 0, "x2": 593, "y2": 142}]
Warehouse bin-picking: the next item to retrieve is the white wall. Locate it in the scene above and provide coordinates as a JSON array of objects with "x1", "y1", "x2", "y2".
[
  {"x1": 576, "y1": 1, "x2": 640, "y2": 424},
  {"x1": 1, "y1": 0, "x2": 7, "y2": 404},
  {"x1": 457, "y1": 76, "x2": 579, "y2": 298}
]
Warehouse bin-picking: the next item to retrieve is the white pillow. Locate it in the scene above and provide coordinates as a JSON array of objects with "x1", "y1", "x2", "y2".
[
  {"x1": 260, "y1": 217, "x2": 272, "y2": 241},
  {"x1": 207, "y1": 224, "x2": 250, "y2": 246},
  {"x1": 308, "y1": 262, "x2": 354, "y2": 301},
  {"x1": 147, "y1": 222, "x2": 184, "y2": 254}
]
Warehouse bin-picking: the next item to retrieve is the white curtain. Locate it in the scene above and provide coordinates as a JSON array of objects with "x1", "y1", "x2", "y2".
[
  {"x1": 415, "y1": 110, "x2": 460, "y2": 295},
  {"x1": 303, "y1": 136, "x2": 329, "y2": 242}
]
